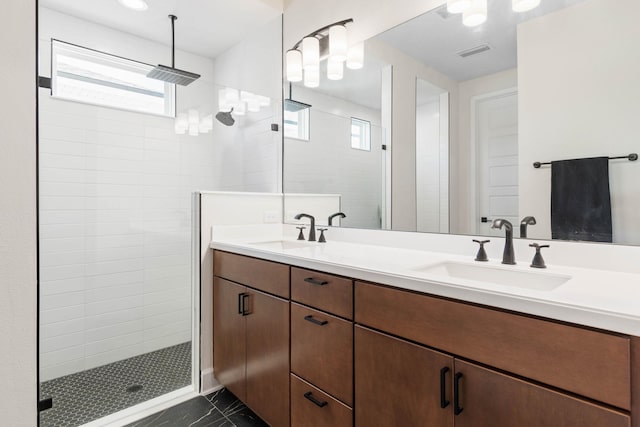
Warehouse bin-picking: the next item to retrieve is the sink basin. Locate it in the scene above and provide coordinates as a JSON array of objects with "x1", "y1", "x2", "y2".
[
  {"x1": 246, "y1": 240, "x2": 317, "y2": 251},
  {"x1": 414, "y1": 262, "x2": 570, "y2": 291}
]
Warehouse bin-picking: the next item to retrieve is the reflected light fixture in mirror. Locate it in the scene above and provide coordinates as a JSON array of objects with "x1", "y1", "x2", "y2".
[
  {"x1": 286, "y1": 18, "x2": 364, "y2": 87},
  {"x1": 448, "y1": 0, "x2": 541, "y2": 26},
  {"x1": 463, "y1": 0, "x2": 488, "y2": 27},
  {"x1": 286, "y1": 50, "x2": 303, "y2": 82},
  {"x1": 117, "y1": 0, "x2": 148, "y2": 11}
]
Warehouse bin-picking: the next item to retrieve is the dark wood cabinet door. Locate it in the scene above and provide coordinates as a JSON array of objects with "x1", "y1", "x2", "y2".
[
  {"x1": 454, "y1": 360, "x2": 630, "y2": 427},
  {"x1": 355, "y1": 326, "x2": 454, "y2": 427},
  {"x1": 213, "y1": 277, "x2": 247, "y2": 401},
  {"x1": 246, "y1": 290, "x2": 290, "y2": 427},
  {"x1": 291, "y1": 303, "x2": 353, "y2": 406}
]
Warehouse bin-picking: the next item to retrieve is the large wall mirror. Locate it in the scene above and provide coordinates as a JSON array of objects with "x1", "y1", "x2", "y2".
[{"x1": 282, "y1": 0, "x2": 640, "y2": 245}]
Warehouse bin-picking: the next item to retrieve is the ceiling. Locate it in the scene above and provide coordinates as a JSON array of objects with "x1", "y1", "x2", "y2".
[
  {"x1": 293, "y1": 50, "x2": 389, "y2": 111},
  {"x1": 40, "y1": 0, "x2": 283, "y2": 59},
  {"x1": 376, "y1": 0, "x2": 587, "y2": 81}
]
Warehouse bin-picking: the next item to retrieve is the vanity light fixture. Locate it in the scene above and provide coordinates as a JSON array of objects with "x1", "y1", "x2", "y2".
[
  {"x1": 117, "y1": 0, "x2": 148, "y2": 11},
  {"x1": 174, "y1": 109, "x2": 213, "y2": 136},
  {"x1": 286, "y1": 18, "x2": 364, "y2": 87},
  {"x1": 448, "y1": 0, "x2": 541, "y2": 27}
]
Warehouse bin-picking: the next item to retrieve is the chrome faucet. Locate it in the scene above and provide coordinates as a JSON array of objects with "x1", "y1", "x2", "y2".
[
  {"x1": 491, "y1": 219, "x2": 516, "y2": 265},
  {"x1": 294, "y1": 213, "x2": 316, "y2": 241},
  {"x1": 520, "y1": 216, "x2": 536, "y2": 238},
  {"x1": 328, "y1": 212, "x2": 346, "y2": 226}
]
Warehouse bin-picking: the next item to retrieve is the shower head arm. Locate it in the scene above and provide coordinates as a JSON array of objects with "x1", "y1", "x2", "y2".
[{"x1": 169, "y1": 15, "x2": 177, "y2": 68}]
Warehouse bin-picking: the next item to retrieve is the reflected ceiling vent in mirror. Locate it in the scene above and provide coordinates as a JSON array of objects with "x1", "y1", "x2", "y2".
[
  {"x1": 117, "y1": 0, "x2": 148, "y2": 11},
  {"x1": 457, "y1": 44, "x2": 492, "y2": 58},
  {"x1": 447, "y1": 0, "x2": 541, "y2": 27},
  {"x1": 286, "y1": 18, "x2": 365, "y2": 87}
]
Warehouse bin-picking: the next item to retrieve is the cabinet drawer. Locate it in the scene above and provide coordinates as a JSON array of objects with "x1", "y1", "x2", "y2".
[
  {"x1": 214, "y1": 251, "x2": 289, "y2": 298},
  {"x1": 291, "y1": 267, "x2": 353, "y2": 319},
  {"x1": 291, "y1": 303, "x2": 353, "y2": 406},
  {"x1": 355, "y1": 281, "x2": 631, "y2": 410},
  {"x1": 291, "y1": 374, "x2": 353, "y2": 427}
]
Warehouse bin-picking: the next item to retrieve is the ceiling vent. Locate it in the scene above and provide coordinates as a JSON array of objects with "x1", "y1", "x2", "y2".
[{"x1": 457, "y1": 44, "x2": 492, "y2": 58}]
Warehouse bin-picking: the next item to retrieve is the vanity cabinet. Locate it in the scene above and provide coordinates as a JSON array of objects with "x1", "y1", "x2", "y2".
[
  {"x1": 290, "y1": 267, "x2": 354, "y2": 427},
  {"x1": 355, "y1": 325, "x2": 630, "y2": 427},
  {"x1": 213, "y1": 250, "x2": 637, "y2": 426},
  {"x1": 355, "y1": 281, "x2": 632, "y2": 426},
  {"x1": 213, "y1": 252, "x2": 290, "y2": 427}
]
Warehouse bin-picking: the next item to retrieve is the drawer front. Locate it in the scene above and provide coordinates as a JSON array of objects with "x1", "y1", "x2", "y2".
[
  {"x1": 355, "y1": 281, "x2": 631, "y2": 410},
  {"x1": 291, "y1": 374, "x2": 353, "y2": 427},
  {"x1": 214, "y1": 251, "x2": 289, "y2": 298},
  {"x1": 291, "y1": 303, "x2": 353, "y2": 406},
  {"x1": 291, "y1": 267, "x2": 353, "y2": 319}
]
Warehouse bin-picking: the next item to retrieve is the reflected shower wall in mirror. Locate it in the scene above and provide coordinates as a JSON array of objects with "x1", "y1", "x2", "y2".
[
  {"x1": 282, "y1": 0, "x2": 640, "y2": 245},
  {"x1": 283, "y1": 44, "x2": 391, "y2": 229}
]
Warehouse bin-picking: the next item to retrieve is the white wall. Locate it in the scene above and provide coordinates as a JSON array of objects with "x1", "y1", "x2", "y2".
[
  {"x1": 416, "y1": 96, "x2": 449, "y2": 233},
  {"x1": 456, "y1": 68, "x2": 518, "y2": 234},
  {"x1": 284, "y1": 87, "x2": 383, "y2": 229},
  {"x1": 0, "y1": 1, "x2": 37, "y2": 425},
  {"x1": 518, "y1": 0, "x2": 640, "y2": 244},
  {"x1": 38, "y1": 9, "x2": 218, "y2": 380}
]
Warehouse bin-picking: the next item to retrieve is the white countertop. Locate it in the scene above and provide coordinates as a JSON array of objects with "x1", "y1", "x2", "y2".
[{"x1": 210, "y1": 228, "x2": 640, "y2": 336}]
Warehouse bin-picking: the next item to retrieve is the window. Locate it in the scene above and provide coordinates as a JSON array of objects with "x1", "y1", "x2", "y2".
[
  {"x1": 51, "y1": 40, "x2": 175, "y2": 117},
  {"x1": 351, "y1": 118, "x2": 371, "y2": 151},
  {"x1": 284, "y1": 101, "x2": 310, "y2": 141}
]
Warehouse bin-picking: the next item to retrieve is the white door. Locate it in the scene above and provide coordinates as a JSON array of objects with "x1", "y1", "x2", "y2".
[{"x1": 475, "y1": 91, "x2": 519, "y2": 236}]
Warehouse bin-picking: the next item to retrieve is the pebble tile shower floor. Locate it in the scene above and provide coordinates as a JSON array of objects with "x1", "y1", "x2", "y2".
[{"x1": 40, "y1": 342, "x2": 192, "y2": 427}]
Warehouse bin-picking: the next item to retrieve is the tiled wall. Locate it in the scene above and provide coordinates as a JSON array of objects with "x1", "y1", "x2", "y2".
[
  {"x1": 38, "y1": 94, "x2": 217, "y2": 381},
  {"x1": 283, "y1": 88, "x2": 383, "y2": 229}
]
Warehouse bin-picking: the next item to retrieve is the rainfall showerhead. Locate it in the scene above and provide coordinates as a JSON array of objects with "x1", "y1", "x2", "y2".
[
  {"x1": 216, "y1": 108, "x2": 235, "y2": 126},
  {"x1": 147, "y1": 15, "x2": 201, "y2": 86}
]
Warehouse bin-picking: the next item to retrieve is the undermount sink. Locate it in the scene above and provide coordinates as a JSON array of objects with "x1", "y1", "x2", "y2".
[
  {"x1": 414, "y1": 262, "x2": 571, "y2": 291},
  {"x1": 246, "y1": 240, "x2": 317, "y2": 251}
]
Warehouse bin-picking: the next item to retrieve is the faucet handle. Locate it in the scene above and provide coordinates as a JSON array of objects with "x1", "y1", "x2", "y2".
[
  {"x1": 472, "y1": 239, "x2": 490, "y2": 262},
  {"x1": 529, "y1": 243, "x2": 550, "y2": 268},
  {"x1": 296, "y1": 226, "x2": 306, "y2": 241},
  {"x1": 318, "y1": 228, "x2": 328, "y2": 243}
]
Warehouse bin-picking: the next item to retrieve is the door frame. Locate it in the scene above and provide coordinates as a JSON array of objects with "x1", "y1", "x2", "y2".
[{"x1": 469, "y1": 87, "x2": 518, "y2": 234}]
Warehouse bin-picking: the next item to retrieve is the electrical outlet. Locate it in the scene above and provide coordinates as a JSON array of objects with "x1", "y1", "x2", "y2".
[{"x1": 263, "y1": 210, "x2": 280, "y2": 223}]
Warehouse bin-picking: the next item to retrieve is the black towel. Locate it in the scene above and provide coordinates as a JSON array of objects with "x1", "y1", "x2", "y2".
[{"x1": 551, "y1": 157, "x2": 612, "y2": 242}]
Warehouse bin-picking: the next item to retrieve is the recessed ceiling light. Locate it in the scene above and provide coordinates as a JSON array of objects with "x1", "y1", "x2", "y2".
[{"x1": 118, "y1": 0, "x2": 148, "y2": 11}]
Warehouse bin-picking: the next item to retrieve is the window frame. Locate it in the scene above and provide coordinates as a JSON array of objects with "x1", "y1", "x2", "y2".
[
  {"x1": 351, "y1": 117, "x2": 371, "y2": 151},
  {"x1": 50, "y1": 39, "x2": 176, "y2": 118}
]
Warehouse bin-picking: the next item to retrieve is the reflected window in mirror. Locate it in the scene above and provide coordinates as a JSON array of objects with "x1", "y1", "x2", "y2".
[
  {"x1": 284, "y1": 106, "x2": 310, "y2": 141},
  {"x1": 351, "y1": 117, "x2": 371, "y2": 151}
]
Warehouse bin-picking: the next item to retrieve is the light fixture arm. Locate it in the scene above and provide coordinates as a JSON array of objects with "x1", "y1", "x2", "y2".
[{"x1": 291, "y1": 18, "x2": 354, "y2": 50}]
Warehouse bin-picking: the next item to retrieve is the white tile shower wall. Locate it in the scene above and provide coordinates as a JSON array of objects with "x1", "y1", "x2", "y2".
[
  {"x1": 38, "y1": 9, "x2": 221, "y2": 381},
  {"x1": 38, "y1": 93, "x2": 210, "y2": 381},
  {"x1": 284, "y1": 87, "x2": 383, "y2": 229}
]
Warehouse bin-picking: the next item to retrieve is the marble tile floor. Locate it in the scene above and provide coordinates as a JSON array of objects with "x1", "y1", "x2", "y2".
[
  {"x1": 127, "y1": 388, "x2": 268, "y2": 427},
  {"x1": 40, "y1": 342, "x2": 192, "y2": 427}
]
